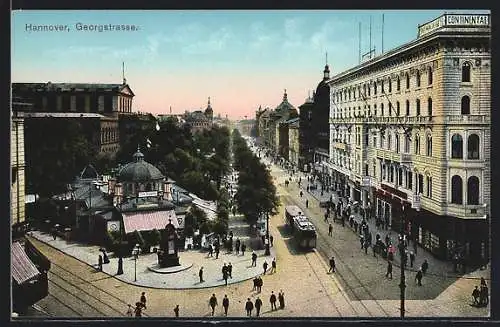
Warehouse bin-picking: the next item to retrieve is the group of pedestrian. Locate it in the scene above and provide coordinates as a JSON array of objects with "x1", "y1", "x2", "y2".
[
  {"x1": 471, "y1": 277, "x2": 489, "y2": 307},
  {"x1": 222, "y1": 262, "x2": 233, "y2": 285},
  {"x1": 253, "y1": 275, "x2": 263, "y2": 292},
  {"x1": 127, "y1": 292, "x2": 147, "y2": 317},
  {"x1": 209, "y1": 291, "x2": 285, "y2": 317}
]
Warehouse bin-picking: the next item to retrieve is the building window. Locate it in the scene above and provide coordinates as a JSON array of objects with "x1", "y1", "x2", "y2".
[
  {"x1": 374, "y1": 104, "x2": 377, "y2": 116},
  {"x1": 416, "y1": 99, "x2": 421, "y2": 116},
  {"x1": 462, "y1": 62, "x2": 471, "y2": 82},
  {"x1": 405, "y1": 135, "x2": 410, "y2": 153},
  {"x1": 396, "y1": 101, "x2": 400, "y2": 116},
  {"x1": 414, "y1": 134, "x2": 420, "y2": 155},
  {"x1": 451, "y1": 134, "x2": 463, "y2": 158},
  {"x1": 363, "y1": 84, "x2": 366, "y2": 96},
  {"x1": 426, "y1": 135, "x2": 432, "y2": 156},
  {"x1": 406, "y1": 72, "x2": 410, "y2": 89},
  {"x1": 11, "y1": 167, "x2": 17, "y2": 185},
  {"x1": 461, "y1": 96, "x2": 471, "y2": 115},
  {"x1": 62, "y1": 94, "x2": 70, "y2": 110},
  {"x1": 395, "y1": 134, "x2": 400, "y2": 153},
  {"x1": 428, "y1": 98, "x2": 433, "y2": 116},
  {"x1": 368, "y1": 84, "x2": 371, "y2": 96},
  {"x1": 373, "y1": 136, "x2": 376, "y2": 147},
  {"x1": 381, "y1": 103, "x2": 384, "y2": 116},
  {"x1": 389, "y1": 103, "x2": 392, "y2": 116},
  {"x1": 388, "y1": 79, "x2": 392, "y2": 93},
  {"x1": 406, "y1": 100, "x2": 410, "y2": 116},
  {"x1": 416, "y1": 70, "x2": 421, "y2": 87},
  {"x1": 397, "y1": 76, "x2": 401, "y2": 91},
  {"x1": 418, "y1": 173, "x2": 424, "y2": 194},
  {"x1": 428, "y1": 67, "x2": 433, "y2": 85},
  {"x1": 381, "y1": 80, "x2": 385, "y2": 93},
  {"x1": 467, "y1": 176, "x2": 479, "y2": 205},
  {"x1": 374, "y1": 82, "x2": 377, "y2": 95},
  {"x1": 467, "y1": 134, "x2": 480, "y2": 159},
  {"x1": 426, "y1": 175, "x2": 432, "y2": 197},
  {"x1": 451, "y1": 175, "x2": 463, "y2": 204},
  {"x1": 408, "y1": 171, "x2": 413, "y2": 190},
  {"x1": 388, "y1": 133, "x2": 392, "y2": 150},
  {"x1": 398, "y1": 168, "x2": 403, "y2": 186}
]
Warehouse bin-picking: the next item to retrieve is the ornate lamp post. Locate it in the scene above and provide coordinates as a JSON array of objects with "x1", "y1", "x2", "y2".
[
  {"x1": 399, "y1": 205, "x2": 406, "y2": 318},
  {"x1": 264, "y1": 212, "x2": 270, "y2": 256},
  {"x1": 132, "y1": 243, "x2": 141, "y2": 282}
]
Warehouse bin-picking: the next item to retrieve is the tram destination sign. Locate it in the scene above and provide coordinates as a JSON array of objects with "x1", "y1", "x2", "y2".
[{"x1": 418, "y1": 14, "x2": 489, "y2": 38}]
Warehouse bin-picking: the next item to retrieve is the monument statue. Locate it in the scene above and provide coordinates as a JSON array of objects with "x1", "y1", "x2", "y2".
[{"x1": 158, "y1": 219, "x2": 180, "y2": 267}]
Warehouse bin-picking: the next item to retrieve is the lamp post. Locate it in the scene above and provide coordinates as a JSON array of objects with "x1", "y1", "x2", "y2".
[
  {"x1": 399, "y1": 205, "x2": 406, "y2": 318},
  {"x1": 132, "y1": 243, "x2": 140, "y2": 282},
  {"x1": 264, "y1": 212, "x2": 270, "y2": 256}
]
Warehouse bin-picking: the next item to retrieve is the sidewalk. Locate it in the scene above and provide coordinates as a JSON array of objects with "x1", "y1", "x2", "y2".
[{"x1": 29, "y1": 229, "x2": 276, "y2": 290}]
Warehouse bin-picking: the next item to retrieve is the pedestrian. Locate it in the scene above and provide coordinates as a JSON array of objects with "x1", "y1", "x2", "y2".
[
  {"x1": 222, "y1": 263, "x2": 228, "y2": 279},
  {"x1": 140, "y1": 292, "x2": 147, "y2": 309},
  {"x1": 223, "y1": 271, "x2": 228, "y2": 286},
  {"x1": 300, "y1": 191, "x2": 303, "y2": 197},
  {"x1": 480, "y1": 277, "x2": 487, "y2": 289},
  {"x1": 421, "y1": 259, "x2": 429, "y2": 275},
  {"x1": 126, "y1": 304, "x2": 133, "y2": 317},
  {"x1": 232, "y1": 206, "x2": 236, "y2": 216},
  {"x1": 364, "y1": 239, "x2": 369, "y2": 255},
  {"x1": 480, "y1": 284, "x2": 489, "y2": 306},
  {"x1": 98, "y1": 254, "x2": 103, "y2": 271},
  {"x1": 328, "y1": 223, "x2": 333, "y2": 236},
  {"x1": 360, "y1": 234, "x2": 364, "y2": 250},
  {"x1": 306, "y1": 199, "x2": 309, "y2": 208},
  {"x1": 241, "y1": 243, "x2": 246, "y2": 256},
  {"x1": 245, "y1": 298, "x2": 254, "y2": 316},
  {"x1": 174, "y1": 304, "x2": 179, "y2": 317},
  {"x1": 270, "y1": 291, "x2": 277, "y2": 310},
  {"x1": 270, "y1": 235, "x2": 274, "y2": 247},
  {"x1": 222, "y1": 295, "x2": 229, "y2": 316},
  {"x1": 270, "y1": 258, "x2": 276, "y2": 273},
  {"x1": 254, "y1": 297, "x2": 263, "y2": 316},
  {"x1": 208, "y1": 244, "x2": 213, "y2": 257},
  {"x1": 253, "y1": 277, "x2": 258, "y2": 291},
  {"x1": 228, "y1": 262, "x2": 233, "y2": 278},
  {"x1": 409, "y1": 251, "x2": 415, "y2": 268},
  {"x1": 134, "y1": 302, "x2": 143, "y2": 317},
  {"x1": 209, "y1": 294, "x2": 218, "y2": 316},
  {"x1": 386, "y1": 260, "x2": 393, "y2": 279},
  {"x1": 415, "y1": 268, "x2": 423, "y2": 286},
  {"x1": 328, "y1": 256, "x2": 336, "y2": 273},
  {"x1": 472, "y1": 286, "x2": 480, "y2": 306},
  {"x1": 278, "y1": 290, "x2": 285, "y2": 309},
  {"x1": 199, "y1": 266, "x2": 204, "y2": 283},
  {"x1": 324, "y1": 212, "x2": 329, "y2": 222},
  {"x1": 257, "y1": 276, "x2": 263, "y2": 292},
  {"x1": 51, "y1": 227, "x2": 57, "y2": 240},
  {"x1": 215, "y1": 246, "x2": 220, "y2": 259},
  {"x1": 413, "y1": 239, "x2": 418, "y2": 255},
  {"x1": 263, "y1": 260, "x2": 268, "y2": 275},
  {"x1": 252, "y1": 251, "x2": 257, "y2": 267},
  {"x1": 235, "y1": 238, "x2": 241, "y2": 255}
]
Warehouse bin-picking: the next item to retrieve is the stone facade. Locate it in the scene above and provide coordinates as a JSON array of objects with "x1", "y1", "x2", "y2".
[
  {"x1": 288, "y1": 119, "x2": 300, "y2": 167},
  {"x1": 11, "y1": 112, "x2": 26, "y2": 235},
  {"x1": 327, "y1": 13, "x2": 490, "y2": 263}
]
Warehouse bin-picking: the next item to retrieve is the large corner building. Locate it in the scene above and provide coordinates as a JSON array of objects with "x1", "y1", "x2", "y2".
[{"x1": 326, "y1": 13, "x2": 490, "y2": 263}]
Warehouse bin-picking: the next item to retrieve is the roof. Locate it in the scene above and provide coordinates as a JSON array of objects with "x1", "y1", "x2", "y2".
[
  {"x1": 293, "y1": 216, "x2": 316, "y2": 231},
  {"x1": 23, "y1": 112, "x2": 108, "y2": 118},
  {"x1": 12, "y1": 82, "x2": 135, "y2": 96},
  {"x1": 118, "y1": 149, "x2": 164, "y2": 183},
  {"x1": 122, "y1": 210, "x2": 179, "y2": 234},
  {"x1": 12, "y1": 242, "x2": 41, "y2": 285},
  {"x1": 284, "y1": 117, "x2": 300, "y2": 124}
]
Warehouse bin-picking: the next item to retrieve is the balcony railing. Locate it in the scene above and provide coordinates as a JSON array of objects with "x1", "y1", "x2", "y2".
[
  {"x1": 400, "y1": 153, "x2": 412, "y2": 163},
  {"x1": 444, "y1": 115, "x2": 489, "y2": 124}
]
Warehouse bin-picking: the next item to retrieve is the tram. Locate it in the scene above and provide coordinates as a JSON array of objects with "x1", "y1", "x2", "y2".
[{"x1": 284, "y1": 205, "x2": 317, "y2": 250}]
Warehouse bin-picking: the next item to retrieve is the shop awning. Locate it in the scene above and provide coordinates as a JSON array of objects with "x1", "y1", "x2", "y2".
[
  {"x1": 123, "y1": 210, "x2": 178, "y2": 234},
  {"x1": 12, "y1": 242, "x2": 41, "y2": 285}
]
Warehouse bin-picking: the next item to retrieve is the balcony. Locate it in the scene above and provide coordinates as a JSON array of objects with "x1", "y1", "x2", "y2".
[
  {"x1": 400, "y1": 153, "x2": 412, "y2": 163},
  {"x1": 444, "y1": 115, "x2": 489, "y2": 125},
  {"x1": 446, "y1": 203, "x2": 488, "y2": 219}
]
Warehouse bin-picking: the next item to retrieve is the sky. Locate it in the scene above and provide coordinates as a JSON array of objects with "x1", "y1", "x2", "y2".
[{"x1": 12, "y1": 10, "x2": 490, "y2": 119}]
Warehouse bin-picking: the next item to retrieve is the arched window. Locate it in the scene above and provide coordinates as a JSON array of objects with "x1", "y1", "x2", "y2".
[
  {"x1": 405, "y1": 135, "x2": 410, "y2": 153},
  {"x1": 467, "y1": 176, "x2": 479, "y2": 205},
  {"x1": 467, "y1": 134, "x2": 480, "y2": 159},
  {"x1": 451, "y1": 175, "x2": 463, "y2": 204},
  {"x1": 397, "y1": 76, "x2": 401, "y2": 91},
  {"x1": 461, "y1": 96, "x2": 470, "y2": 115},
  {"x1": 368, "y1": 83, "x2": 371, "y2": 96},
  {"x1": 381, "y1": 103, "x2": 384, "y2": 116},
  {"x1": 426, "y1": 175, "x2": 433, "y2": 197},
  {"x1": 426, "y1": 135, "x2": 432, "y2": 156},
  {"x1": 381, "y1": 80, "x2": 385, "y2": 93},
  {"x1": 428, "y1": 67, "x2": 433, "y2": 85},
  {"x1": 363, "y1": 84, "x2": 366, "y2": 96},
  {"x1": 462, "y1": 62, "x2": 471, "y2": 82},
  {"x1": 395, "y1": 134, "x2": 400, "y2": 153},
  {"x1": 396, "y1": 101, "x2": 400, "y2": 116},
  {"x1": 416, "y1": 70, "x2": 421, "y2": 87},
  {"x1": 388, "y1": 133, "x2": 392, "y2": 150},
  {"x1": 416, "y1": 99, "x2": 421, "y2": 116},
  {"x1": 389, "y1": 103, "x2": 392, "y2": 116},
  {"x1": 428, "y1": 97, "x2": 433, "y2": 116},
  {"x1": 406, "y1": 100, "x2": 410, "y2": 116},
  {"x1": 451, "y1": 134, "x2": 463, "y2": 159},
  {"x1": 374, "y1": 81, "x2": 377, "y2": 95},
  {"x1": 374, "y1": 104, "x2": 377, "y2": 116},
  {"x1": 414, "y1": 134, "x2": 420, "y2": 155},
  {"x1": 388, "y1": 79, "x2": 392, "y2": 93},
  {"x1": 406, "y1": 72, "x2": 410, "y2": 89}
]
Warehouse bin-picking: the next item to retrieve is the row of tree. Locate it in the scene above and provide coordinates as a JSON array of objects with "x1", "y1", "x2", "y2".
[{"x1": 232, "y1": 129, "x2": 280, "y2": 224}]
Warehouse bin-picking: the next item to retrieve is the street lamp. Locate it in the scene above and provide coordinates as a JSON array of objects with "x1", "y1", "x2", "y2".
[
  {"x1": 399, "y1": 205, "x2": 406, "y2": 318},
  {"x1": 132, "y1": 243, "x2": 141, "y2": 282},
  {"x1": 264, "y1": 212, "x2": 270, "y2": 256}
]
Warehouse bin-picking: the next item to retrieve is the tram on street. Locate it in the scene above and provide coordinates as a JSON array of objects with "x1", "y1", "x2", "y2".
[{"x1": 284, "y1": 205, "x2": 317, "y2": 250}]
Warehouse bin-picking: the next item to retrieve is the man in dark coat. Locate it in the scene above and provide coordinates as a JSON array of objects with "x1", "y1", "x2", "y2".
[
  {"x1": 253, "y1": 277, "x2": 258, "y2": 291},
  {"x1": 209, "y1": 294, "x2": 218, "y2": 316},
  {"x1": 257, "y1": 276, "x2": 263, "y2": 292},
  {"x1": 98, "y1": 255, "x2": 103, "y2": 271},
  {"x1": 208, "y1": 244, "x2": 213, "y2": 257},
  {"x1": 241, "y1": 243, "x2": 246, "y2": 256},
  {"x1": 254, "y1": 297, "x2": 263, "y2": 316},
  {"x1": 421, "y1": 259, "x2": 429, "y2": 275},
  {"x1": 472, "y1": 286, "x2": 480, "y2": 305},
  {"x1": 386, "y1": 261, "x2": 393, "y2": 279},
  {"x1": 222, "y1": 295, "x2": 230, "y2": 316},
  {"x1": 251, "y1": 251, "x2": 257, "y2": 267},
  {"x1": 263, "y1": 261, "x2": 268, "y2": 275},
  {"x1": 409, "y1": 251, "x2": 415, "y2": 268},
  {"x1": 328, "y1": 223, "x2": 333, "y2": 237},
  {"x1": 199, "y1": 266, "x2": 204, "y2": 283},
  {"x1": 278, "y1": 290, "x2": 285, "y2": 309},
  {"x1": 215, "y1": 245, "x2": 220, "y2": 259},
  {"x1": 228, "y1": 262, "x2": 233, "y2": 278},
  {"x1": 415, "y1": 268, "x2": 423, "y2": 286},
  {"x1": 245, "y1": 298, "x2": 254, "y2": 316},
  {"x1": 140, "y1": 292, "x2": 147, "y2": 309},
  {"x1": 329, "y1": 256, "x2": 336, "y2": 273},
  {"x1": 306, "y1": 199, "x2": 309, "y2": 208},
  {"x1": 270, "y1": 291, "x2": 277, "y2": 310},
  {"x1": 270, "y1": 235, "x2": 274, "y2": 247},
  {"x1": 235, "y1": 239, "x2": 241, "y2": 255}
]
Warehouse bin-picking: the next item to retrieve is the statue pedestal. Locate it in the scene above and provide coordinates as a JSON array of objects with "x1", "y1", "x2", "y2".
[{"x1": 158, "y1": 251, "x2": 180, "y2": 267}]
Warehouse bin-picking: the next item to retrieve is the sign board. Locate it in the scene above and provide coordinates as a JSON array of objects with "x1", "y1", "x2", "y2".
[
  {"x1": 138, "y1": 191, "x2": 158, "y2": 198},
  {"x1": 107, "y1": 221, "x2": 121, "y2": 233},
  {"x1": 418, "y1": 14, "x2": 489, "y2": 38}
]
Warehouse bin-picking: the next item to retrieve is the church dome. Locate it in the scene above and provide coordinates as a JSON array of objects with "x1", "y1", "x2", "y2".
[{"x1": 118, "y1": 147, "x2": 164, "y2": 183}]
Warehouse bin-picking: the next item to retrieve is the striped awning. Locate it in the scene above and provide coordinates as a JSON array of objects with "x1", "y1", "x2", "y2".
[
  {"x1": 12, "y1": 242, "x2": 40, "y2": 285},
  {"x1": 123, "y1": 210, "x2": 178, "y2": 234}
]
